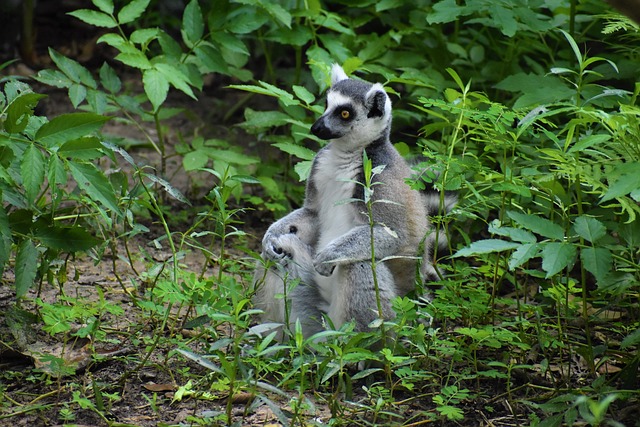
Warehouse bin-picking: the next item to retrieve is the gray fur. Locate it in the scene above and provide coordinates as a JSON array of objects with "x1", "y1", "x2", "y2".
[{"x1": 253, "y1": 65, "x2": 452, "y2": 339}]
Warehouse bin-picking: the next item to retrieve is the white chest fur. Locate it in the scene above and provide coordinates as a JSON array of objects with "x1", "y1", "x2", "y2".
[{"x1": 313, "y1": 147, "x2": 362, "y2": 250}]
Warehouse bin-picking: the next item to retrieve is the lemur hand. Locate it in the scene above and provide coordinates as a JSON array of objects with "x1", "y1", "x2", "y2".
[{"x1": 313, "y1": 248, "x2": 338, "y2": 276}]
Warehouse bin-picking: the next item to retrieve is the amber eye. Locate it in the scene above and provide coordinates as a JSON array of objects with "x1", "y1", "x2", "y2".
[{"x1": 340, "y1": 110, "x2": 350, "y2": 119}]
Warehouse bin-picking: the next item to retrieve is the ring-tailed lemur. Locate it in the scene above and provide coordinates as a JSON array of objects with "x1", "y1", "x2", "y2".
[{"x1": 253, "y1": 64, "x2": 454, "y2": 339}]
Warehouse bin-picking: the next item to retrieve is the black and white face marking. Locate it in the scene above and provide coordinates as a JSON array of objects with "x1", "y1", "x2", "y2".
[{"x1": 310, "y1": 65, "x2": 392, "y2": 150}]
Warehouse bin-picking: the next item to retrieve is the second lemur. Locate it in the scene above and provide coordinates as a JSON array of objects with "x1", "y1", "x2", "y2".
[{"x1": 254, "y1": 64, "x2": 454, "y2": 338}]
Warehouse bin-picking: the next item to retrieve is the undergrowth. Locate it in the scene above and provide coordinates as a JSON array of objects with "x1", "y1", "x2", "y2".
[{"x1": 0, "y1": 0, "x2": 638, "y2": 426}]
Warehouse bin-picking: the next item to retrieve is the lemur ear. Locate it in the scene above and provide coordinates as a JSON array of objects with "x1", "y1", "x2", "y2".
[
  {"x1": 331, "y1": 64, "x2": 349, "y2": 86},
  {"x1": 365, "y1": 83, "x2": 390, "y2": 118}
]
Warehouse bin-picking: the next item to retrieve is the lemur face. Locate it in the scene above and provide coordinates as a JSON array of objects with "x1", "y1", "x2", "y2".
[{"x1": 310, "y1": 65, "x2": 392, "y2": 150}]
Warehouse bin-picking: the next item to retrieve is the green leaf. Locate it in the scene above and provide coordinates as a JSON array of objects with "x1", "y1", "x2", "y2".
[
  {"x1": 20, "y1": 144, "x2": 45, "y2": 205},
  {"x1": 508, "y1": 243, "x2": 539, "y2": 270},
  {"x1": 453, "y1": 239, "x2": 520, "y2": 258},
  {"x1": 488, "y1": 220, "x2": 537, "y2": 243},
  {"x1": 154, "y1": 63, "x2": 197, "y2": 99},
  {"x1": 115, "y1": 50, "x2": 152, "y2": 70},
  {"x1": 272, "y1": 141, "x2": 316, "y2": 160},
  {"x1": 294, "y1": 160, "x2": 313, "y2": 182},
  {"x1": 601, "y1": 172, "x2": 640, "y2": 203},
  {"x1": 292, "y1": 85, "x2": 315, "y2": 104},
  {"x1": 194, "y1": 44, "x2": 229, "y2": 74},
  {"x1": 229, "y1": 82, "x2": 296, "y2": 106},
  {"x1": 182, "y1": 0, "x2": 204, "y2": 45},
  {"x1": 573, "y1": 216, "x2": 606, "y2": 243},
  {"x1": 49, "y1": 48, "x2": 97, "y2": 88},
  {"x1": 143, "y1": 68, "x2": 169, "y2": 112},
  {"x1": 48, "y1": 154, "x2": 67, "y2": 188},
  {"x1": 68, "y1": 9, "x2": 117, "y2": 28},
  {"x1": 260, "y1": 1, "x2": 291, "y2": 28},
  {"x1": 99, "y1": 62, "x2": 122, "y2": 93},
  {"x1": 183, "y1": 150, "x2": 208, "y2": 171},
  {"x1": 621, "y1": 328, "x2": 640, "y2": 350},
  {"x1": 35, "y1": 225, "x2": 101, "y2": 252},
  {"x1": 58, "y1": 136, "x2": 104, "y2": 160},
  {"x1": 68, "y1": 83, "x2": 87, "y2": 108},
  {"x1": 4, "y1": 92, "x2": 46, "y2": 133},
  {"x1": 427, "y1": 0, "x2": 466, "y2": 24},
  {"x1": 143, "y1": 173, "x2": 191, "y2": 205},
  {"x1": 130, "y1": 28, "x2": 160, "y2": 45},
  {"x1": 92, "y1": 0, "x2": 114, "y2": 14},
  {"x1": 541, "y1": 242, "x2": 577, "y2": 278},
  {"x1": 117, "y1": 0, "x2": 151, "y2": 25},
  {"x1": 36, "y1": 113, "x2": 110, "y2": 148},
  {"x1": 507, "y1": 211, "x2": 564, "y2": 241},
  {"x1": 68, "y1": 161, "x2": 121, "y2": 215},
  {"x1": 15, "y1": 239, "x2": 38, "y2": 299},
  {"x1": 580, "y1": 247, "x2": 612, "y2": 282}
]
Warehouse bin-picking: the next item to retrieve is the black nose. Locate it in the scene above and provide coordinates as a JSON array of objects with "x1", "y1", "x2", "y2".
[{"x1": 311, "y1": 117, "x2": 340, "y2": 140}]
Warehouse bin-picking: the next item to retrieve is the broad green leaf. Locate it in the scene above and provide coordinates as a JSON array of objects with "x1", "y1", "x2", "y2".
[
  {"x1": 36, "y1": 112, "x2": 110, "y2": 148},
  {"x1": 92, "y1": 0, "x2": 114, "y2": 14},
  {"x1": 580, "y1": 247, "x2": 612, "y2": 282},
  {"x1": 294, "y1": 160, "x2": 312, "y2": 182},
  {"x1": 508, "y1": 243, "x2": 539, "y2": 270},
  {"x1": 272, "y1": 141, "x2": 316, "y2": 160},
  {"x1": 143, "y1": 68, "x2": 169, "y2": 112},
  {"x1": 68, "y1": 9, "x2": 117, "y2": 28},
  {"x1": 117, "y1": 0, "x2": 151, "y2": 25},
  {"x1": 194, "y1": 44, "x2": 229, "y2": 74},
  {"x1": 154, "y1": 63, "x2": 196, "y2": 99},
  {"x1": 240, "y1": 109, "x2": 290, "y2": 128},
  {"x1": 159, "y1": 31, "x2": 184, "y2": 59},
  {"x1": 20, "y1": 144, "x2": 45, "y2": 205},
  {"x1": 292, "y1": 85, "x2": 315, "y2": 104},
  {"x1": 507, "y1": 211, "x2": 564, "y2": 241},
  {"x1": 99, "y1": 62, "x2": 121, "y2": 93},
  {"x1": 182, "y1": 0, "x2": 204, "y2": 45},
  {"x1": 97, "y1": 33, "x2": 128, "y2": 49},
  {"x1": 34, "y1": 69, "x2": 71, "y2": 89},
  {"x1": 488, "y1": 220, "x2": 537, "y2": 243},
  {"x1": 204, "y1": 148, "x2": 259, "y2": 166},
  {"x1": 183, "y1": 150, "x2": 208, "y2": 171},
  {"x1": 68, "y1": 161, "x2": 121, "y2": 215},
  {"x1": 260, "y1": 1, "x2": 291, "y2": 28},
  {"x1": 35, "y1": 225, "x2": 101, "y2": 252},
  {"x1": 490, "y1": 5, "x2": 517, "y2": 37},
  {"x1": 130, "y1": 28, "x2": 160, "y2": 45},
  {"x1": 59, "y1": 136, "x2": 104, "y2": 160},
  {"x1": 48, "y1": 154, "x2": 67, "y2": 188},
  {"x1": 427, "y1": 0, "x2": 465, "y2": 24},
  {"x1": 453, "y1": 239, "x2": 520, "y2": 258},
  {"x1": 541, "y1": 242, "x2": 577, "y2": 278},
  {"x1": 601, "y1": 172, "x2": 640, "y2": 203},
  {"x1": 49, "y1": 48, "x2": 97, "y2": 88},
  {"x1": 4, "y1": 92, "x2": 46, "y2": 133},
  {"x1": 210, "y1": 32, "x2": 249, "y2": 56},
  {"x1": 573, "y1": 216, "x2": 606, "y2": 243},
  {"x1": 229, "y1": 82, "x2": 296, "y2": 106},
  {"x1": 115, "y1": 50, "x2": 152, "y2": 70},
  {"x1": 15, "y1": 239, "x2": 38, "y2": 299},
  {"x1": 68, "y1": 83, "x2": 87, "y2": 108}
]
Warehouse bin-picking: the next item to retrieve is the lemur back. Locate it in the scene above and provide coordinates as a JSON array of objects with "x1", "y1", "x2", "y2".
[{"x1": 253, "y1": 65, "x2": 446, "y2": 339}]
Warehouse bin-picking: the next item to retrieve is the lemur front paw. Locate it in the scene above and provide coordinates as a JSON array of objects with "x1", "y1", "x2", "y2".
[
  {"x1": 262, "y1": 233, "x2": 303, "y2": 264},
  {"x1": 313, "y1": 250, "x2": 337, "y2": 276}
]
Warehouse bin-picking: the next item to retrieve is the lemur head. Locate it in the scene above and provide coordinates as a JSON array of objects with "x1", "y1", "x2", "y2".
[{"x1": 311, "y1": 64, "x2": 392, "y2": 150}]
